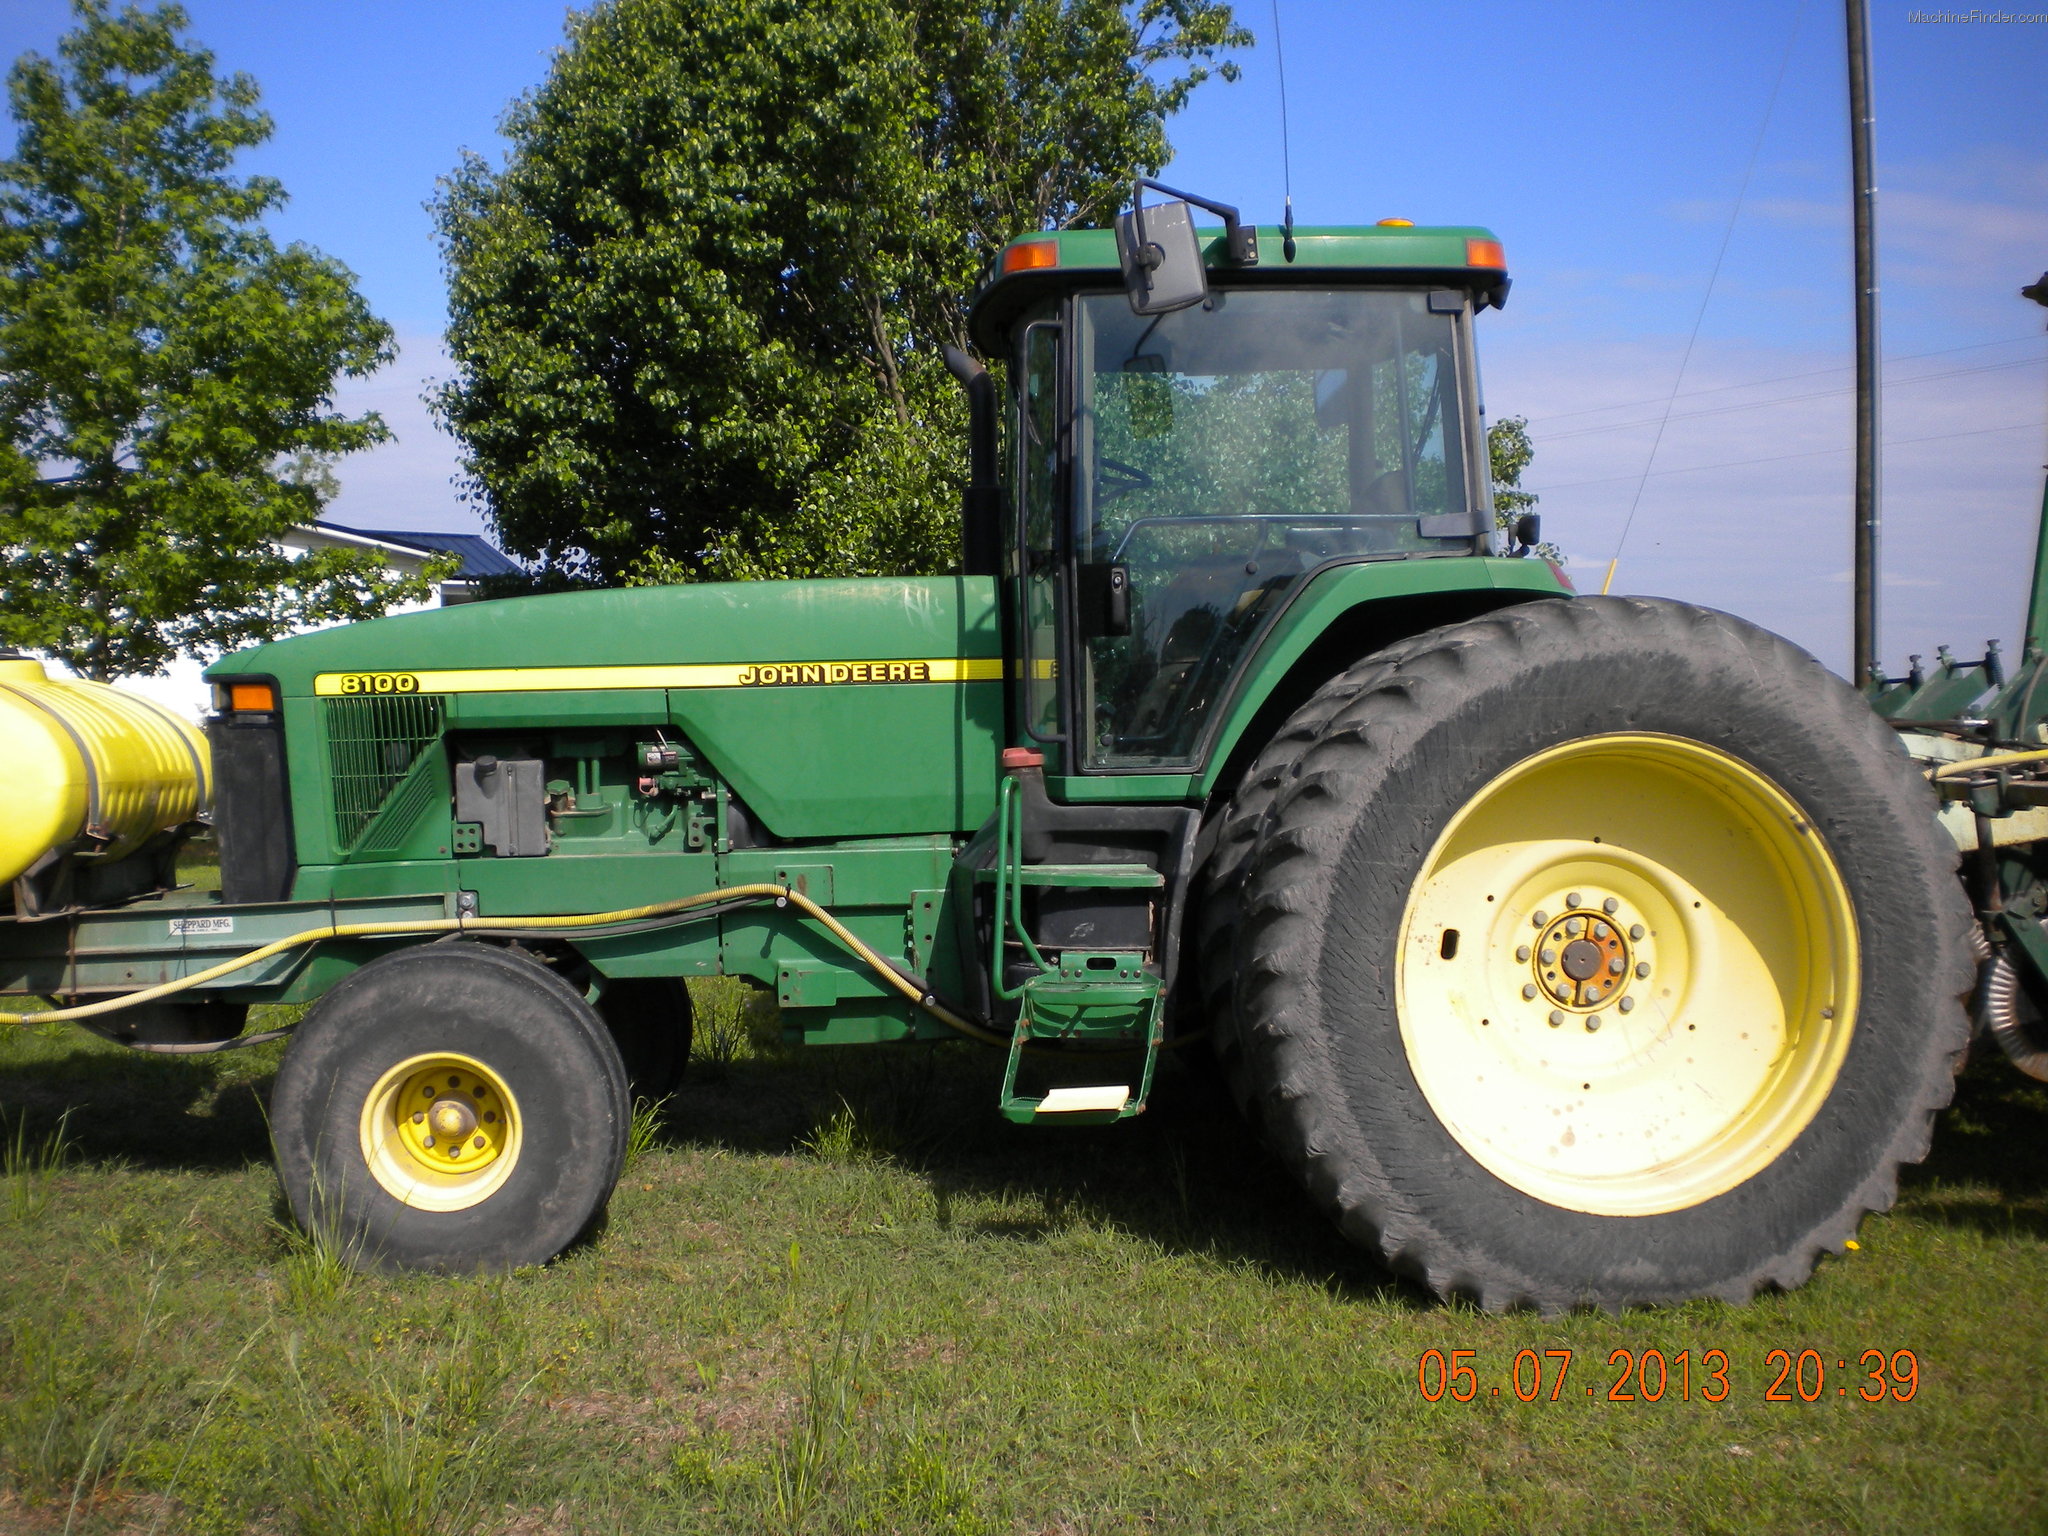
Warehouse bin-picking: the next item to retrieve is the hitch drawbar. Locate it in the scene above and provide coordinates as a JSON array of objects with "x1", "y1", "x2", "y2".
[{"x1": 985, "y1": 749, "x2": 1166, "y2": 1124}]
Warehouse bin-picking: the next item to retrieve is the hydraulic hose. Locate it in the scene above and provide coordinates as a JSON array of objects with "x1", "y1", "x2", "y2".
[
  {"x1": 0, "y1": 884, "x2": 1012, "y2": 1048},
  {"x1": 1927, "y1": 746, "x2": 2048, "y2": 780}
]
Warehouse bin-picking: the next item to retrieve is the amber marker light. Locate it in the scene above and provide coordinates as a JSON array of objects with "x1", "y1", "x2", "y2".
[
  {"x1": 1466, "y1": 237, "x2": 1506, "y2": 269},
  {"x1": 1001, "y1": 239, "x2": 1058, "y2": 274},
  {"x1": 1376, "y1": 218, "x2": 1415, "y2": 227},
  {"x1": 229, "y1": 681, "x2": 278, "y2": 712}
]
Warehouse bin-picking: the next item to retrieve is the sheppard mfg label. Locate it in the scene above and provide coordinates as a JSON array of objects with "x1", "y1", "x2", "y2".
[{"x1": 169, "y1": 915, "x2": 235, "y2": 937}]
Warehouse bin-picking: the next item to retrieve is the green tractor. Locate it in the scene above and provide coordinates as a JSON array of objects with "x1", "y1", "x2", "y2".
[{"x1": 0, "y1": 184, "x2": 1971, "y2": 1312}]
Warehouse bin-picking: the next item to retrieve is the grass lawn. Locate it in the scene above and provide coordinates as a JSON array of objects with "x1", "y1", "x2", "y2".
[{"x1": 1, "y1": 974, "x2": 2043, "y2": 1535}]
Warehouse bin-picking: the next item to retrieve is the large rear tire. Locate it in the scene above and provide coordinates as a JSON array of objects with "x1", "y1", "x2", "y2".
[
  {"x1": 271, "y1": 942, "x2": 630, "y2": 1274},
  {"x1": 1209, "y1": 596, "x2": 1972, "y2": 1311}
]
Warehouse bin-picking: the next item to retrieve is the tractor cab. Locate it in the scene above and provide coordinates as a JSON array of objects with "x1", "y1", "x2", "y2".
[
  {"x1": 947, "y1": 187, "x2": 1523, "y2": 1121},
  {"x1": 959, "y1": 183, "x2": 1513, "y2": 774}
]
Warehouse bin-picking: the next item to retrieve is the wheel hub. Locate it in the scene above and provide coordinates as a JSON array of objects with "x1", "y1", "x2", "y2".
[
  {"x1": 359, "y1": 1053, "x2": 522, "y2": 1212},
  {"x1": 427, "y1": 1096, "x2": 479, "y2": 1142},
  {"x1": 1528, "y1": 897, "x2": 1643, "y2": 1017}
]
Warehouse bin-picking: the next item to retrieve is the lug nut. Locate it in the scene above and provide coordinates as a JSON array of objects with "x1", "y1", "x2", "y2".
[
  {"x1": 1636, "y1": 962, "x2": 1651, "y2": 979},
  {"x1": 412, "y1": 1112, "x2": 424, "y2": 1124},
  {"x1": 1540, "y1": 948, "x2": 1556, "y2": 965},
  {"x1": 1565, "y1": 917, "x2": 1584, "y2": 936},
  {"x1": 1548, "y1": 1010, "x2": 1564, "y2": 1027},
  {"x1": 1516, "y1": 945, "x2": 1531, "y2": 962},
  {"x1": 423, "y1": 1136, "x2": 435, "y2": 1148},
  {"x1": 1585, "y1": 1015, "x2": 1602, "y2": 1032},
  {"x1": 1522, "y1": 984, "x2": 1538, "y2": 1000},
  {"x1": 1603, "y1": 897, "x2": 1618, "y2": 914},
  {"x1": 1629, "y1": 924, "x2": 1644, "y2": 941},
  {"x1": 474, "y1": 1135, "x2": 486, "y2": 1149},
  {"x1": 1609, "y1": 957, "x2": 1624, "y2": 975},
  {"x1": 1531, "y1": 910, "x2": 1548, "y2": 927},
  {"x1": 1619, "y1": 997, "x2": 1635, "y2": 1014},
  {"x1": 1567, "y1": 892, "x2": 1582, "y2": 908}
]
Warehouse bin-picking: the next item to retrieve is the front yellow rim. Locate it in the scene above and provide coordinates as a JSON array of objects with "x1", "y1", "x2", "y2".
[
  {"x1": 358, "y1": 1053, "x2": 523, "y2": 1213},
  {"x1": 1396, "y1": 733, "x2": 1859, "y2": 1216}
]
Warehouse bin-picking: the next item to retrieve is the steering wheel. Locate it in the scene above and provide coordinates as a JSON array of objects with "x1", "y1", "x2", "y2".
[{"x1": 1096, "y1": 456, "x2": 1155, "y2": 503}]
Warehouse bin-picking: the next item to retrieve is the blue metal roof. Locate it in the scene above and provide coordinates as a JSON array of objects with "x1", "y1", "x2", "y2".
[{"x1": 319, "y1": 522, "x2": 525, "y2": 580}]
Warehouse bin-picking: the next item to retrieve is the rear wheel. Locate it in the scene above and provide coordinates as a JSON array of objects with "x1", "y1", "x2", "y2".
[
  {"x1": 596, "y1": 977, "x2": 694, "y2": 1099},
  {"x1": 271, "y1": 942, "x2": 629, "y2": 1273},
  {"x1": 1211, "y1": 596, "x2": 1972, "y2": 1311}
]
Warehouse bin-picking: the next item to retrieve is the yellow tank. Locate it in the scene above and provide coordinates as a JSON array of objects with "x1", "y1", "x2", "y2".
[{"x1": 0, "y1": 655, "x2": 211, "y2": 888}]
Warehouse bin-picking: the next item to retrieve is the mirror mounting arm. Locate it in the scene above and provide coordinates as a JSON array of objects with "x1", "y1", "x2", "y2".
[{"x1": 1134, "y1": 177, "x2": 1258, "y2": 266}]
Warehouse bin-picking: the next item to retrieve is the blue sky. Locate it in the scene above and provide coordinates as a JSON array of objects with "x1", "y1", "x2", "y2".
[{"x1": 3, "y1": 0, "x2": 2044, "y2": 676}]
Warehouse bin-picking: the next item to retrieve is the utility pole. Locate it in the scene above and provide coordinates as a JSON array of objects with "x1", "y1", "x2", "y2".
[
  {"x1": 1847, "y1": 0, "x2": 1882, "y2": 683},
  {"x1": 2020, "y1": 272, "x2": 2048, "y2": 657}
]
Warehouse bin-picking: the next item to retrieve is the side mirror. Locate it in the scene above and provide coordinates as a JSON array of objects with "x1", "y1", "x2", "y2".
[
  {"x1": 1116, "y1": 197, "x2": 1208, "y2": 316},
  {"x1": 1114, "y1": 177, "x2": 1258, "y2": 318},
  {"x1": 1510, "y1": 513, "x2": 1541, "y2": 555}
]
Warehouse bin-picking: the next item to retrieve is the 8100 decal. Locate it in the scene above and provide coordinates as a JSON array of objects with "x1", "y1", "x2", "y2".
[
  {"x1": 1415, "y1": 1347, "x2": 1919, "y2": 1403},
  {"x1": 328, "y1": 671, "x2": 421, "y2": 695}
]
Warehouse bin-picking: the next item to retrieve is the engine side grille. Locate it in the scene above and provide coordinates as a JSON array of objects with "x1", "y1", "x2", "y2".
[{"x1": 324, "y1": 694, "x2": 447, "y2": 851}]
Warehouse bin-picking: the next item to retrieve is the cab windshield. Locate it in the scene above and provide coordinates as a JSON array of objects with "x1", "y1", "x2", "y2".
[{"x1": 1072, "y1": 287, "x2": 1482, "y2": 769}]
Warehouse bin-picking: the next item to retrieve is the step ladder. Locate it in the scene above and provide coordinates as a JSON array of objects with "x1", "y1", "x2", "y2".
[{"x1": 982, "y1": 770, "x2": 1165, "y2": 1125}]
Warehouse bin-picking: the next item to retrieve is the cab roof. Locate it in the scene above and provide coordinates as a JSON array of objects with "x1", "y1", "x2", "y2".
[{"x1": 967, "y1": 223, "x2": 1508, "y2": 354}]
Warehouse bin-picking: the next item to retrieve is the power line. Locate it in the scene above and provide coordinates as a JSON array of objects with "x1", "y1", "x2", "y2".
[
  {"x1": 1600, "y1": 0, "x2": 1809, "y2": 593},
  {"x1": 1525, "y1": 417, "x2": 2044, "y2": 495},
  {"x1": 1519, "y1": 334, "x2": 2046, "y2": 426},
  {"x1": 1536, "y1": 355, "x2": 2045, "y2": 444}
]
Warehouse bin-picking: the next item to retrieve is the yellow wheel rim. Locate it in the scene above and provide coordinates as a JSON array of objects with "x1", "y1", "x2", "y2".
[
  {"x1": 358, "y1": 1053, "x2": 523, "y2": 1212},
  {"x1": 1396, "y1": 733, "x2": 1859, "y2": 1216}
]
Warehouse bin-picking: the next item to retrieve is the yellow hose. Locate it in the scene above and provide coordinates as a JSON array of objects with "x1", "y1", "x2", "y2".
[
  {"x1": 1927, "y1": 747, "x2": 2048, "y2": 780},
  {"x1": 0, "y1": 883, "x2": 1010, "y2": 1047}
]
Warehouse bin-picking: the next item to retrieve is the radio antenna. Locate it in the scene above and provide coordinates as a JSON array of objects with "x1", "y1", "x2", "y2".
[{"x1": 1272, "y1": 0, "x2": 1296, "y2": 262}]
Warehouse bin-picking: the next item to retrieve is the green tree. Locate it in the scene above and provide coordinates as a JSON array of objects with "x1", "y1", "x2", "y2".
[
  {"x1": 1487, "y1": 414, "x2": 1543, "y2": 542},
  {"x1": 433, "y1": 0, "x2": 1245, "y2": 588},
  {"x1": 0, "y1": 1, "x2": 439, "y2": 680}
]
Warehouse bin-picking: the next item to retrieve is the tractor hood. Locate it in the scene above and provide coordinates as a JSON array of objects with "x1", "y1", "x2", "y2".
[
  {"x1": 208, "y1": 575, "x2": 1003, "y2": 689},
  {"x1": 210, "y1": 575, "x2": 1006, "y2": 839}
]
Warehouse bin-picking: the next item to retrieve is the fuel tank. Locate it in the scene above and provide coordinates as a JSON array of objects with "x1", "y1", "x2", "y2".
[{"x1": 0, "y1": 654, "x2": 210, "y2": 889}]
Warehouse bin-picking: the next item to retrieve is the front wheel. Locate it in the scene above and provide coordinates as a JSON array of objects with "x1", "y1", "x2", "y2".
[
  {"x1": 1212, "y1": 596, "x2": 1972, "y2": 1311},
  {"x1": 271, "y1": 942, "x2": 630, "y2": 1273}
]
